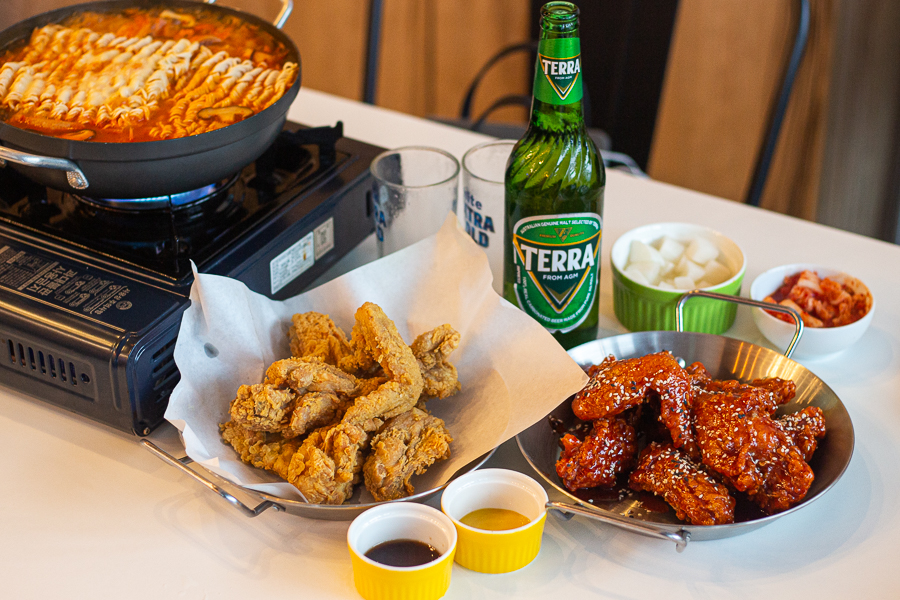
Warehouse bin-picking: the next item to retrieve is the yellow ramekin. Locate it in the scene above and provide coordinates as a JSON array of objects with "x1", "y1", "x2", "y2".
[
  {"x1": 440, "y1": 468, "x2": 549, "y2": 574},
  {"x1": 347, "y1": 503, "x2": 457, "y2": 600}
]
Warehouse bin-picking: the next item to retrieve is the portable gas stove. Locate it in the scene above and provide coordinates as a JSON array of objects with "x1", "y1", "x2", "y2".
[{"x1": 0, "y1": 122, "x2": 382, "y2": 435}]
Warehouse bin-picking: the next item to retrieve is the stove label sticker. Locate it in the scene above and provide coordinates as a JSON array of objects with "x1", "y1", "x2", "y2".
[
  {"x1": 0, "y1": 246, "x2": 61, "y2": 293},
  {"x1": 0, "y1": 244, "x2": 132, "y2": 317},
  {"x1": 271, "y1": 231, "x2": 315, "y2": 295},
  {"x1": 314, "y1": 217, "x2": 335, "y2": 260}
]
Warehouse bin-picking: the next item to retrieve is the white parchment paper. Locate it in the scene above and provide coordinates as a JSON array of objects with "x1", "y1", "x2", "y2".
[{"x1": 165, "y1": 217, "x2": 588, "y2": 503}]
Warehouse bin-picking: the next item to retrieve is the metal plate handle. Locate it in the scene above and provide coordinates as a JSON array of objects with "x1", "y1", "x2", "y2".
[
  {"x1": 675, "y1": 289, "x2": 804, "y2": 358},
  {"x1": 204, "y1": 0, "x2": 293, "y2": 28},
  {"x1": 546, "y1": 501, "x2": 691, "y2": 552},
  {"x1": 0, "y1": 145, "x2": 88, "y2": 190},
  {"x1": 141, "y1": 440, "x2": 286, "y2": 518}
]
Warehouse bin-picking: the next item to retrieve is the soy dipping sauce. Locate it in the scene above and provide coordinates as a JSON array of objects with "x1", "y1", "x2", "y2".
[{"x1": 365, "y1": 539, "x2": 442, "y2": 567}]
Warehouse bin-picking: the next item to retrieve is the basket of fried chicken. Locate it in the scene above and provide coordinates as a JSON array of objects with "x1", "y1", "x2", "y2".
[{"x1": 164, "y1": 219, "x2": 589, "y2": 517}]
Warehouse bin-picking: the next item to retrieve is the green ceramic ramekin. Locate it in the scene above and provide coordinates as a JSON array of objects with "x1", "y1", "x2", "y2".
[{"x1": 610, "y1": 223, "x2": 746, "y2": 333}]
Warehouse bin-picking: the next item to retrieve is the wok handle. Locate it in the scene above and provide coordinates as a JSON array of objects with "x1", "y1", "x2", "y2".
[
  {"x1": 140, "y1": 440, "x2": 286, "y2": 518},
  {"x1": 0, "y1": 145, "x2": 88, "y2": 190},
  {"x1": 546, "y1": 501, "x2": 691, "y2": 552},
  {"x1": 204, "y1": 0, "x2": 293, "y2": 29},
  {"x1": 675, "y1": 290, "x2": 804, "y2": 358}
]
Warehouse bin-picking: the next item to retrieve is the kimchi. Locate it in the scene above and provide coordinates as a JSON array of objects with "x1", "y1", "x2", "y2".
[{"x1": 763, "y1": 270, "x2": 872, "y2": 328}]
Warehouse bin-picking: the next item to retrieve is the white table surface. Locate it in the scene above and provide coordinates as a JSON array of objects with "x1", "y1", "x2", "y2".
[{"x1": 3, "y1": 88, "x2": 900, "y2": 600}]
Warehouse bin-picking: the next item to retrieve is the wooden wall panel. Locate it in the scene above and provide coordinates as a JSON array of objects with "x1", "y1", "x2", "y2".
[
  {"x1": 816, "y1": 0, "x2": 900, "y2": 240},
  {"x1": 647, "y1": 0, "x2": 796, "y2": 202},
  {"x1": 756, "y1": 0, "x2": 835, "y2": 220},
  {"x1": 647, "y1": 0, "x2": 836, "y2": 224},
  {"x1": 374, "y1": 0, "x2": 429, "y2": 115},
  {"x1": 278, "y1": 0, "x2": 369, "y2": 103},
  {"x1": 277, "y1": 0, "x2": 532, "y2": 123},
  {"x1": 431, "y1": 1, "x2": 531, "y2": 123}
]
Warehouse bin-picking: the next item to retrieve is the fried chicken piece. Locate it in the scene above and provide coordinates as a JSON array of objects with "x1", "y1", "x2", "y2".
[
  {"x1": 749, "y1": 377, "x2": 797, "y2": 406},
  {"x1": 219, "y1": 420, "x2": 301, "y2": 478},
  {"x1": 685, "y1": 361, "x2": 712, "y2": 380},
  {"x1": 556, "y1": 417, "x2": 637, "y2": 491},
  {"x1": 688, "y1": 362, "x2": 796, "y2": 415},
  {"x1": 286, "y1": 421, "x2": 370, "y2": 504},
  {"x1": 749, "y1": 453, "x2": 816, "y2": 514},
  {"x1": 340, "y1": 303, "x2": 425, "y2": 428},
  {"x1": 238, "y1": 357, "x2": 359, "y2": 437},
  {"x1": 410, "y1": 324, "x2": 461, "y2": 399},
  {"x1": 573, "y1": 352, "x2": 696, "y2": 454},
  {"x1": 285, "y1": 392, "x2": 350, "y2": 438},
  {"x1": 690, "y1": 374, "x2": 795, "y2": 416},
  {"x1": 229, "y1": 383, "x2": 297, "y2": 432},
  {"x1": 586, "y1": 355, "x2": 617, "y2": 378},
  {"x1": 355, "y1": 376, "x2": 389, "y2": 397},
  {"x1": 363, "y1": 407, "x2": 453, "y2": 501},
  {"x1": 693, "y1": 390, "x2": 814, "y2": 513},
  {"x1": 776, "y1": 406, "x2": 826, "y2": 462},
  {"x1": 289, "y1": 311, "x2": 353, "y2": 365},
  {"x1": 629, "y1": 442, "x2": 735, "y2": 525},
  {"x1": 264, "y1": 357, "x2": 359, "y2": 396}
]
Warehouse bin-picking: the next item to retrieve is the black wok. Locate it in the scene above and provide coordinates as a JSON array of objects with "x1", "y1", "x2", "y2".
[{"x1": 0, "y1": 0, "x2": 300, "y2": 199}]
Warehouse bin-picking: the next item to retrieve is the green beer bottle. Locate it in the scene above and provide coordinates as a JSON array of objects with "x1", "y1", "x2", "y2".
[{"x1": 503, "y1": 1, "x2": 605, "y2": 350}]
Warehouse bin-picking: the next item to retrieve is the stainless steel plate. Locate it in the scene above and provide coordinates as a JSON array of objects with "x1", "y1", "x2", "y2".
[
  {"x1": 516, "y1": 331, "x2": 854, "y2": 542},
  {"x1": 249, "y1": 449, "x2": 496, "y2": 520},
  {"x1": 143, "y1": 440, "x2": 495, "y2": 521}
]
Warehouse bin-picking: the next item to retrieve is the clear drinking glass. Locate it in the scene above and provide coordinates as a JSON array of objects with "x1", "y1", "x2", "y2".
[
  {"x1": 370, "y1": 146, "x2": 460, "y2": 258},
  {"x1": 461, "y1": 140, "x2": 516, "y2": 294}
]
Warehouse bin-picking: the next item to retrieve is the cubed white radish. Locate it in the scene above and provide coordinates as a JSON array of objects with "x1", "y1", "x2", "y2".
[
  {"x1": 696, "y1": 280, "x2": 711, "y2": 289},
  {"x1": 656, "y1": 236, "x2": 686, "y2": 261},
  {"x1": 675, "y1": 256, "x2": 706, "y2": 282},
  {"x1": 660, "y1": 260, "x2": 675, "y2": 277},
  {"x1": 629, "y1": 260, "x2": 661, "y2": 285},
  {"x1": 624, "y1": 265, "x2": 650, "y2": 286},
  {"x1": 673, "y1": 275, "x2": 696, "y2": 290},
  {"x1": 703, "y1": 260, "x2": 732, "y2": 286},
  {"x1": 657, "y1": 280, "x2": 675, "y2": 290},
  {"x1": 628, "y1": 240, "x2": 665, "y2": 265},
  {"x1": 685, "y1": 237, "x2": 719, "y2": 265}
]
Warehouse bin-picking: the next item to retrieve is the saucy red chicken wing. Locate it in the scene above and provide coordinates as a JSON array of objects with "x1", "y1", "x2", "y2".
[
  {"x1": 693, "y1": 390, "x2": 814, "y2": 514},
  {"x1": 572, "y1": 352, "x2": 696, "y2": 453},
  {"x1": 556, "y1": 417, "x2": 637, "y2": 491},
  {"x1": 628, "y1": 442, "x2": 735, "y2": 525}
]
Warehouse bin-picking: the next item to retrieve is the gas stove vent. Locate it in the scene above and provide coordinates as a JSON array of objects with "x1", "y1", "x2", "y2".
[
  {"x1": 124, "y1": 328, "x2": 181, "y2": 435},
  {"x1": 3, "y1": 334, "x2": 95, "y2": 400},
  {"x1": 150, "y1": 336, "x2": 179, "y2": 401}
]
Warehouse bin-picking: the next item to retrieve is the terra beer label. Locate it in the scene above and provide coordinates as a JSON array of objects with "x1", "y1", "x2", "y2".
[
  {"x1": 511, "y1": 213, "x2": 601, "y2": 332},
  {"x1": 533, "y1": 38, "x2": 583, "y2": 105}
]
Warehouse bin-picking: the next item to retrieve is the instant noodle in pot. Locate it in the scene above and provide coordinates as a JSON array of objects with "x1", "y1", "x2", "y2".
[{"x1": 0, "y1": 0, "x2": 302, "y2": 198}]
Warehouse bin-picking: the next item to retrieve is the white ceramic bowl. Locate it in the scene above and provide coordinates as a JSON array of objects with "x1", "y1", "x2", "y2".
[{"x1": 750, "y1": 263, "x2": 875, "y2": 359}]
